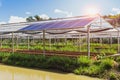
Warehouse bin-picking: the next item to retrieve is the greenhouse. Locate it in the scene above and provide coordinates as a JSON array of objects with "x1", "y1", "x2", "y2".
[{"x1": 0, "y1": 15, "x2": 120, "y2": 57}]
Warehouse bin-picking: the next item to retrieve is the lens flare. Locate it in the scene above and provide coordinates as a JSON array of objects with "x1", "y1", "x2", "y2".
[{"x1": 85, "y1": 6, "x2": 100, "y2": 16}]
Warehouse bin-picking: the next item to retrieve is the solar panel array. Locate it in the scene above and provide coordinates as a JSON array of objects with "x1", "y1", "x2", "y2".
[{"x1": 19, "y1": 17, "x2": 96, "y2": 31}]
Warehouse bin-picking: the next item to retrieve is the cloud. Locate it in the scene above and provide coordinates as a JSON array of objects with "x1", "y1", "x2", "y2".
[
  {"x1": 54, "y1": 9, "x2": 63, "y2": 13},
  {"x1": 39, "y1": 14, "x2": 49, "y2": 19},
  {"x1": 0, "y1": 21, "x2": 6, "y2": 24},
  {"x1": 8, "y1": 16, "x2": 26, "y2": 23},
  {"x1": 54, "y1": 9, "x2": 73, "y2": 17},
  {"x1": 25, "y1": 12, "x2": 31, "y2": 15},
  {"x1": 112, "y1": 8, "x2": 120, "y2": 14}
]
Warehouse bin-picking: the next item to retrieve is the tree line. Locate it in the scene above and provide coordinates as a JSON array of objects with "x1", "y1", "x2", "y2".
[{"x1": 26, "y1": 15, "x2": 52, "y2": 22}]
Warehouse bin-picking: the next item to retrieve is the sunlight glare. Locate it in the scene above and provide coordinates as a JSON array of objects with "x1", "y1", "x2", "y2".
[{"x1": 85, "y1": 6, "x2": 100, "y2": 16}]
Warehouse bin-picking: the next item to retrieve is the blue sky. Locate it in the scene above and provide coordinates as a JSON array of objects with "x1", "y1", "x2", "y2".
[{"x1": 0, "y1": 0, "x2": 120, "y2": 23}]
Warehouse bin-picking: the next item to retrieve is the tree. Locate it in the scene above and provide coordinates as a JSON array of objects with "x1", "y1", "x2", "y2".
[
  {"x1": 48, "y1": 17, "x2": 53, "y2": 20},
  {"x1": 34, "y1": 15, "x2": 43, "y2": 21},
  {"x1": 26, "y1": 16, "x2": 35, "y2": 22}
]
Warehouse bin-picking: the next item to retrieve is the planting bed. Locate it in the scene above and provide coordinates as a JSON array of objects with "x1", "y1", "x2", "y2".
[{"x1": 0, "y1": 48, "x2": 113, "y2": 57}]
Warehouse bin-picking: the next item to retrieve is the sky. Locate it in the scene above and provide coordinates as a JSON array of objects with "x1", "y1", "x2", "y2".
[{"x1": 0, "y1": 0, "x2": 120, "y2": 24}]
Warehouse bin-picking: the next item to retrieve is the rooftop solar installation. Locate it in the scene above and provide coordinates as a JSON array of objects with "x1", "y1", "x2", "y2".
[
  {"x1": 19, "y1": 17, "x2": 96, "y2": 31},
  {"x1": 0, "y1": 15, "x2": 114, "y2": 34}
]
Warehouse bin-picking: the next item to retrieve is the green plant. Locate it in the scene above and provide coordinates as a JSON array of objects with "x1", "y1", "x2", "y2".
[
  {"x1": 109, "y1": 72, "x2": 118, "y2": 80},
  {"x1": 115, "y1": 57, "x2": 120, "y2": 62},
  {"x1": 0, "y1": 52, "x2": 78, "y2": 72},
  {"x1": 74, "y1": 67, "x2": 89, "y2": 75},
  {"x1": 47, "y1": 56, "x2": 77, "y2": 72},
  {"x1": 77, "y1": 56, "x2": 92, "y2": 67},
  {"x1": 118, "y1": 63, "x2": 120, "y2": 71},
  {"x1": 74, "y1": 65, "x2": 101, "y2": 76},
  {"x1": 100, "y1": 58, "x2": 114, "y2": 70},
  {"x1": 87, "y1": 65, "x2": 101, "y2": 76}
]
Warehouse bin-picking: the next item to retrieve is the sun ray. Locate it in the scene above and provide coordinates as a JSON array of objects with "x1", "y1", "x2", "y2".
[{"x1": 85, "y1": 6, "x2": 100, "y2": 16}]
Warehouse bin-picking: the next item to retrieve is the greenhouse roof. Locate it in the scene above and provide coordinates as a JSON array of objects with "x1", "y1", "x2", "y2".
[
  {"x1": 19, "y1": 16, "x2": 97, "y2": 31},
  {"x1": 0, "y1": 15, "x2": 114, "y2": 34}
]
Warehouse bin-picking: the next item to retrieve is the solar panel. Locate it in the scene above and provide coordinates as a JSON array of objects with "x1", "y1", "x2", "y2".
[{"x1": 19, "y1": 17, "x2": 96, "y2": 31}]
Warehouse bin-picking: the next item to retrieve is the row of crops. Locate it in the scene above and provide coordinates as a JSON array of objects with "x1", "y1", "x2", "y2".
[{"x1": 0, "y1": 38, "x2": 118, "y2": 55}]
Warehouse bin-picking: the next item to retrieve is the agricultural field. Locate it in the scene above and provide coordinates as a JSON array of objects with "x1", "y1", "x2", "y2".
[{"x1": 0, "y1": 38, "x2": 118, "y2": 56}]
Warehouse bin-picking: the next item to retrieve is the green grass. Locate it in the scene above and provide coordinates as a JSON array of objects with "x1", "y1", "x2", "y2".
[{"x1": 0, "y1": 52, "x2": 120, "y2": 79}]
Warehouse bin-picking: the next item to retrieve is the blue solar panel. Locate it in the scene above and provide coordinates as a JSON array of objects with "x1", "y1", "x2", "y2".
[
  {"x1": 19, "y1": 17, "x2": 96, "y2": 31},
  {"x1": 21, "y1": 23, "x2": 40, "y2": 31}
]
